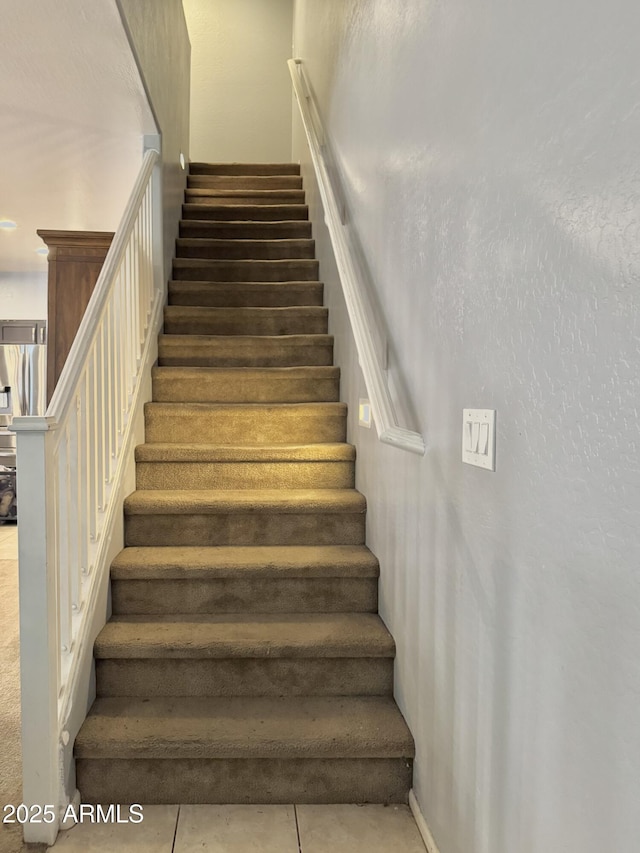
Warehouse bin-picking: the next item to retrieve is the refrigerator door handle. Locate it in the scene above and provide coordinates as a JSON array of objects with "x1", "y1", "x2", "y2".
[{"x1": 19, "y1": 347, "x2": 29, "y2": 415}]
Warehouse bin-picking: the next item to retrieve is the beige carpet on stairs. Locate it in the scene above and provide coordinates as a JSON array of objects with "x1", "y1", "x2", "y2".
[{"x1": 73, "y1": 162, "x2": 415, "y2": 806}]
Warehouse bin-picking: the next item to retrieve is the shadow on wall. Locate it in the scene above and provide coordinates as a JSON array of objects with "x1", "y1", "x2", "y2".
[
  {"x1": 408, "y1": 456, "x2": 522, "y2": 853},
  {"x1": 413, "y1": 435, "x2": 634, "y2": 853}
]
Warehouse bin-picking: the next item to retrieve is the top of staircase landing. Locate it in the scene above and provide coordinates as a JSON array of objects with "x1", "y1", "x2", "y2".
[{"x1": 190, "y1": 163, "x2": 301, "y2": 177}]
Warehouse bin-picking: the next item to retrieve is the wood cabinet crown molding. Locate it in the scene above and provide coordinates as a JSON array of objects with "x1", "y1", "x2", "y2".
[{"x1": 37, "y1": 230, "x2": 115, "y2": 263}]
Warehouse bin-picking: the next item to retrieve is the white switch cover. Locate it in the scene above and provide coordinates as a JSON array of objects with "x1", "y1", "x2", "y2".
[
  {"x1": 359, "y1": 398, "x2": 372, "y2": 428},
  {"x1": 462, "y1": 409, "x2": 496, "y2": 470}
]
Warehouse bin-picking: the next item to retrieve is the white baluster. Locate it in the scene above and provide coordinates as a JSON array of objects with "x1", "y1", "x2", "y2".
[
  {"x1": 106, "y1": 298, "x2": 116, "y2": 473},
  {"x1": 57, "y1": 434, "x2": 72, "y2": 658},
  {"x1": 76, "y1": 385, "x2": 89, "y2": 589},
  {"x1": 86, "y1": 358, "x2": 98, "y2": 543},
  {"x1": 133, "y1": 216, "x2": 141, "y2": 370},
  {"x1": 96, "y1": 324, "x2": 106, "y2": 513}
]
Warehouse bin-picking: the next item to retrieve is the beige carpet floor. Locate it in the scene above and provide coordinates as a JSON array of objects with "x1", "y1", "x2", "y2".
[{"x1": 0, "y1": 526, "x2": 45, "y2": 852}]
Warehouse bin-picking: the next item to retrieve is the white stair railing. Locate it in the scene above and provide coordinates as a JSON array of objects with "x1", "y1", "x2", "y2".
[
  {"x1": 12, "y1": 147, "x2": 163, "y2": 844},
  {"x1": 289, "y1": 58, "x2": 426, "y2": 455}
]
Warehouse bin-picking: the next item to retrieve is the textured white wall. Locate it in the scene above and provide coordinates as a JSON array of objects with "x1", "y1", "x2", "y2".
[
  {"x1": 293, "y1": 2, "x2": 640, "y2": 853},
  {"x1": 0, "y1": 273, "x2": 48, "y2": 320},
  {"x1": 117, "y1": 0, "x2": 191, "y2": 277},
  {"x1": 183, "y1": 0, "x2": 293, "y2": 163}
]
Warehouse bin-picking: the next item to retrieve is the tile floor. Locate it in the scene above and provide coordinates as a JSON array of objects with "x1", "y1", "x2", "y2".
[
  {"x1": 48, "y1": 804, "x2": 427, "y2": 852},
  {"x1": 0, "y1": 526, "x2": 427, "y2": 853}
]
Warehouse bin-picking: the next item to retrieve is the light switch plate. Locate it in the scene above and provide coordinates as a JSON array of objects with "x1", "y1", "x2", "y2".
[
  {"x1": 359, "y1": 398, "x2": 372, "y2": 428},
  {"x1": 462, "y1": 409, "x2": 496, "y2": 470}
]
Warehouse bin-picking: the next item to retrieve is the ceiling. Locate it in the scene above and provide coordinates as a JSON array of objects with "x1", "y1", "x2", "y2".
[{"x1": 0, "y1": 0, "x2": 156, "y2": 274}]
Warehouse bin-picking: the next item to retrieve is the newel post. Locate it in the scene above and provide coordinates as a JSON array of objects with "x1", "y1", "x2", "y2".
[{"x1": 12, "y1": 415, "x2": 61, "y2": 844}]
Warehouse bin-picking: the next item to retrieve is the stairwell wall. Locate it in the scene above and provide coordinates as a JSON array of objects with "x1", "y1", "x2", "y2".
[
  {"x1": 182, "y1": 0, "x2": 294, "y2": 162},
  {"x1": 292, "y1": 3, "x2": 640, "y2": 853},
  {"x1": 116, "y1": 0, "x2": 191, "y2": 280}
]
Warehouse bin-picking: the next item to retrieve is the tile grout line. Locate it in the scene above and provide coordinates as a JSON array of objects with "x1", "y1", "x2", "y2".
[
  {"x1": 171, "y1": 805, "x2": 181, "y2": 852},
  {"x1": 293, "y1": 804, "x2": 303, "y2": 853}
]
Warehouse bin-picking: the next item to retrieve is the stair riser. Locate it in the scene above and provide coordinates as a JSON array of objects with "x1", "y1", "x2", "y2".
[
  {"x1": 77, "y1": 758, "x2": 411, "y2": 805},
  {"x1": 176, "y1": 241, "x2": 315, "y2": 260},
  {"x1": 185, "y1": 191, "x2": 305, "y2": 205},
  {"x1": 182, "y1": 204, "x2": 309, "y2": 221},
  {"x1": 188, "y1": 175, "x2": 303, "y2": 190},
  {"x1": 190, "y1": 163, "x2": 301, "y2": 176},
  {"x1": 163, "y1": 314, "x2": 328, "y2": 337},
  {"x1": 151, "y1": 376, "x2": 339, "y2": 404},
  {"x1": 180, "y1": 222, "x2": 312, "y2": 240},
  {"x1": 168, "y1": 282, "x2": 323, "y2": 308},
  {"x1": 136, "y1": 461, "x2": 355, "y2": 490},
  {"x1": 125, "y1": 513, "x2": 365, "y2": 547},
  {"x1": 144, "y1": 408, "x2": 346, "y2": 444},
  {"x1": 113, "y1": 577, "x2": 371, "y2": 615},
  {"x1": 157, "y1": 338, "x2": 334, "y2": 368},
  {"x1": 172, "y1": 260, "x2": 319, "y2": 282},
  {"x1": 96, "y1": 658, "x2": 391, "y2": 697}
]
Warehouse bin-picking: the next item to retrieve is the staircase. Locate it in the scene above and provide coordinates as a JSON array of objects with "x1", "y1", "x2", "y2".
[{"x1": 74, "y1": 163, "x2": 414, "y2": 805}]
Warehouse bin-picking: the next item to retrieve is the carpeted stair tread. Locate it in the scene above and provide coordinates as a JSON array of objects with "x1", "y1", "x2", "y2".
[
  {"x1": 135, "y1": 442, "x2": 354, "y2": 464},
  {"x1": 179, "y1": 220, "x2": 312, "y2": 240},
  {"x1": 95, "y1": 660, "x2": 390, "y2": 698},
  {"x1": 185, "y1": 189, "x2": 305, "y2": 205},
  {"x1": 109, "y1": 546, "x2": 378, "y2": 615},
  {"x1": 165, "y1": 306, "x2": 326, "y2": 320},
  {"x1": 164, "y1": 305, "x2": 327, "y2": 336},
  {"x1": 151, "y1": 365, "x2": 339, "y2": 404},
  {"x1": 125, "y1": 511, "x2": 364, "y2": 547},
  {"x1": 124, "y1": 488, "x2": 366, "y2": 516},
  {"x1": 152, "y1": 364, "x2": 339, "y2": 379},
  {"x1": 145, "y1": 400, "x2": 346, "y2": 419},
  {"x1": 189, "y1": 163, "x2": 301, "y2": 176},
  {"x1": 74, "y1": 696, "x2": 414, "y2": 760},
  {"x1": 111, "y1": 545, "x2": 378, "y2": 580},
  {"x1": 168, "y1": 280, "x2": 323, "y2": 307},
  {"x1": 157, "y1": 333, "x2": 334, "y2": 367},
  {"x1": 181, "y1": 204, "x2": 309, "y2": 221},
  {"x1": 172, "y1": 259, "x2": 319, "y2": 282},
  {"x1": 94, "y1": 613, "x2": 394, "y2": 659},
  {"x1": 144, "y1": 401, "x2": 347, "y2": 444},
  {"x1": 134, "y1": 466, "x2": 354, "y2": 491},
  {"x1": 187, "y1": 175, "x2": 303, "y2": 190},
  {"x1": 134, "y1": 439, "x2": 354, "y2": 490},
  {"x1": 175, "y1": 238, "x2": 315, "y2": 260},
  {"x1": 184, "y1": 186, "x2": 304, "y2": 199}
]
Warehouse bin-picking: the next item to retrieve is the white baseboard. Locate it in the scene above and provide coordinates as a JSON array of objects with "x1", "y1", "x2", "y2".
[{"x1": 409, "y1": 790, "x2": 441, "y2": 853}]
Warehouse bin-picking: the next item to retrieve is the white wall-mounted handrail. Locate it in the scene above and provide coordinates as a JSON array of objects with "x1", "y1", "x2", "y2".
[
  {"x1": 12, "y1": 146, "x2": 164, "y2": 844},
  {"x1": 289, "y1": 59, "x2": 426, "y2": 456}
]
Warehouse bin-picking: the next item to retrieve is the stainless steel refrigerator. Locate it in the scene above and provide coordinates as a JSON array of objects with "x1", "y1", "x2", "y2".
[{"x1": 0, "y1": 320, "x2": 47, "y2": 470}]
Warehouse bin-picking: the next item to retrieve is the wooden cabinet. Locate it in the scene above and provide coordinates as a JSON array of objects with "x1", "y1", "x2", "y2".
[{"x1": 37, "y1": 230, "x2": 113, "y2": 403}]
